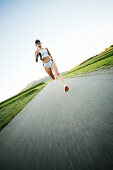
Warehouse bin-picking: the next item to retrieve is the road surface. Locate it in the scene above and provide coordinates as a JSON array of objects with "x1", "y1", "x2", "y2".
[{"x1": 0, "y1": 68, "x2": 113, "y2": 170}]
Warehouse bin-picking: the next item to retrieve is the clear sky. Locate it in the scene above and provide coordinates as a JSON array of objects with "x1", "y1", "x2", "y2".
[{"x1": 0, "y1": 0, "x2": 113, "y2": 102}]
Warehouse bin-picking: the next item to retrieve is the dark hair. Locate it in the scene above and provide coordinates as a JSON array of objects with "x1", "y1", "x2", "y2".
[{"x1": 35, "y1": 39, "x2": 41, "y2": 44}]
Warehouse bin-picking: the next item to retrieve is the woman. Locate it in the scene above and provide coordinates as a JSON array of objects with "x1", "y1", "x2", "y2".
[{"x1": 35, "y1": 39, "x2": 69, "y2": 92}]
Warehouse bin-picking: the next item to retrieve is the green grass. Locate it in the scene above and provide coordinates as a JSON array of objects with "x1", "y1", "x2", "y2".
[
  {"x1": 0, "y1": 81, "x2": 45, "y2": 106},
  {"x1": 62, "y1": 48, "x2": 113, "y2": 78},
  {"x1": 0, "y1": 82, "x2": 47, "y2": 131}
]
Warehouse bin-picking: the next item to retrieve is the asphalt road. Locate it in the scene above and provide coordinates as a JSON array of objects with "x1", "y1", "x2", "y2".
[{"x1": 0, "y1": 68, "x2": 113, "y2": 170}]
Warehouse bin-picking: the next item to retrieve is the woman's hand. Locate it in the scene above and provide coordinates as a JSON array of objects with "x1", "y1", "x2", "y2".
[
  {"x1": 35, "y1": 50, "x2": 39, "y2": 62},
  {"x1": 36, "y1": 57, "x2": 38, "y2": 62}
]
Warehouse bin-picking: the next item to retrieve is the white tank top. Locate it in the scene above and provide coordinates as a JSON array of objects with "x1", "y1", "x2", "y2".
[{"x1": 39, "y1": 48, "x2": 50, "y2": 59}]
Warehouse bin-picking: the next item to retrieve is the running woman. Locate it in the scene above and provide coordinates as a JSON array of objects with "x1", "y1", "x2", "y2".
[{"x1": 35, "y1": 39, "x2": 69, "y2": 92}]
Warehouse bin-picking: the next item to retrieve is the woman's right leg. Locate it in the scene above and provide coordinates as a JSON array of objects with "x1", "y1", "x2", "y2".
[{"x1": 44, "y1": 66, "x2": 55, "y2": 80}]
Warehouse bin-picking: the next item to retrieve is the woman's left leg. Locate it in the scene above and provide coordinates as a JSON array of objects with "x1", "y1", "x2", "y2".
[{"x1": 51, "y1": 60, "x2": 65, "y2": 86}]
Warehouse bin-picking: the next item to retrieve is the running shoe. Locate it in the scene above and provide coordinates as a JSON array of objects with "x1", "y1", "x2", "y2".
[{"x1": 64, "y1": 85, "x2": 69, "y2": 92}]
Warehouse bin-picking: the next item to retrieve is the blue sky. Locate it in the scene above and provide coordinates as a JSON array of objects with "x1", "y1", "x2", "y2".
[{"x1": 0, "y1": 0, "x2": 113, "y2": 102}]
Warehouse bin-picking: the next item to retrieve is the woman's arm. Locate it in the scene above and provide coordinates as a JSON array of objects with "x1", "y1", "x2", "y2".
[
  {"x1": 35, "y1": 50, "x2": 39, "y2": 62},
  {"x1": 46, "y1": 48, "x2": 53, "y2": 60}
]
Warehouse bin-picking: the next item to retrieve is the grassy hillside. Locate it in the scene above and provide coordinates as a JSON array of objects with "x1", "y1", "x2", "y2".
[
  {"x1": 20, "y1": 76, "x2": 52, "y2": 92},
  {"x1": 62, "y1": 45, "x2": 113, "y2": 78},
  {"x1": 0, "y1": 82, "x2": 47, "y2": 131}
]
